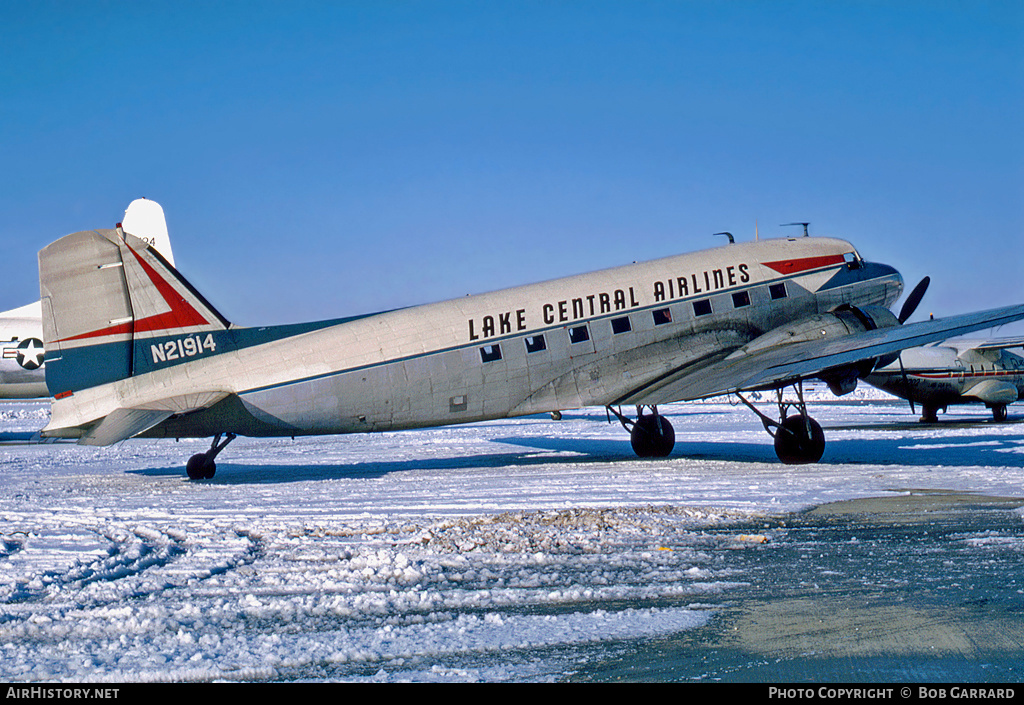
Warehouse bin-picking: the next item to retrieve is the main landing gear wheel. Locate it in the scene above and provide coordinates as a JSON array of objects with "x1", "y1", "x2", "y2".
[
  {"x1": 607, "y1": 405, "x2": 675, "y2": 458},
  {"x1": 992, "y1": 404, "x2": 1008, "y2": 422},
  {"x1": 630, "y1": 412, "x2": 676, "y2": 458},
  {"x1": 773, "y1": 414, "x2": 825, "y2": 465},
  {"x1": 186, "y1": 432, "x2": 236, "y2": 480},
  {"x1": 736, "y1": 381, "x2": 827, "y2": 465}
]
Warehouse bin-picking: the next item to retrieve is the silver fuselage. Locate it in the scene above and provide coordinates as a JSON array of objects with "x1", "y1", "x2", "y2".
[{"x1": 43, "y1": 236, "x2": 903, "y2": 440}]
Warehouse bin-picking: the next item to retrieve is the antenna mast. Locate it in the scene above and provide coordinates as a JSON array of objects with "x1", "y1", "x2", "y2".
[{"x1": 782, "y1": 222, "x2": 810, "y2": 237}]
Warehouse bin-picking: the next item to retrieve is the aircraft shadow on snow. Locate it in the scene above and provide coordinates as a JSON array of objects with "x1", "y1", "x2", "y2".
[
  {"x1": 127, "y1": 412, "x2": 1023, "y2": 484},
  {"x1": 127, "y1": 441, "x2": 639, "y2": 484},
  {"x1": 497, "y1": 425, "x2": 1024, "y2": 470}
]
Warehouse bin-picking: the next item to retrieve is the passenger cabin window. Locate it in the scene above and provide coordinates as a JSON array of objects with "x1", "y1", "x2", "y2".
[
  {"x1": 480, "y1": 344, "x2": 502, "y2": 363},
  {"x1": 732, "y1": 291, "x2": 751, "y2": 308},
  {"x1": 611, "y1": 316, "x2": 632, "y2": 334},
  {"x1": 693, "y1": 299, "x2": 712, "y2": 317},
  {"x1": 568, "y1": 325, "x2": 590, "y2": 344},
  {"x1": 653, "y1": 308, "x2": 672, "y2": 326},
  {"x1": 769, "y1": 283, "x2": 788, "y2": 300},
  {"x1": 524, "y1": 335, "x2": 547, "y2": 353}
]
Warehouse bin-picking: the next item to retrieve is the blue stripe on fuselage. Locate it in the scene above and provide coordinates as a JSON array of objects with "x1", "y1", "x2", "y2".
[{"x1": 44, "y1": 310, "x2": 394, "y2": 396}]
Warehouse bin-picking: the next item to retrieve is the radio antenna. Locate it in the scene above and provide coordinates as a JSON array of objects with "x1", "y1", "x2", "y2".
[{"x1": 782, "y1": 222, "x2": 810, "y2": 237}]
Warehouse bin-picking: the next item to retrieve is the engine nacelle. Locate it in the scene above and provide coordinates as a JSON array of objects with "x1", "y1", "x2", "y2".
[
  {"x1": 733, "y1": 304, "x2": 901, "y2": 396},
  {"x1": 738, "y1": 304, "x2": 899, "y2": 356}
]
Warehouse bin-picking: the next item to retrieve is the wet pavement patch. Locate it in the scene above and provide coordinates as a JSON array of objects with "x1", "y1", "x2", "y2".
[{"x1": 571, "y1": 492, "x2": 1024, "y2": 682}]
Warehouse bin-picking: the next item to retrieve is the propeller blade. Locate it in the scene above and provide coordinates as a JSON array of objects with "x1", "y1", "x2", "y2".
[{"x1": 898, "y1": 276, "x2": 930, "y2": 324}]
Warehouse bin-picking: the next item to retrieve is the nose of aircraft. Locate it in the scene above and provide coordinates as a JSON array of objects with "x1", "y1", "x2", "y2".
[{"x1": 859, "y1": 260, "x2": 904, "y2": 309}]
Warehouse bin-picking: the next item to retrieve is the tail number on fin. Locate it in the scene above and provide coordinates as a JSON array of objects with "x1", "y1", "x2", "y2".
[{"x1": 151, "y1": 334, "x2": 218, "y2": 364}]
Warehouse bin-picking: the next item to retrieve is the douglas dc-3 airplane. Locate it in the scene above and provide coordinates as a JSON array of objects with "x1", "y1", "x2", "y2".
[
  {"x1": 35, "y1": 215, "x2": 1024, "y2": 479},
  {"x1": 0, "y1": 199, "x2": 173, "y2": 399},
  {"x1": 865, "y1": 336, "x2": 1024, "y2": 422}
]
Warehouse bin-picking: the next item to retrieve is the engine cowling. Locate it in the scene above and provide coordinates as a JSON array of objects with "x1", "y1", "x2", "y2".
[{"x1": 738, "y1": 304, "x2": 899, "y2": 354}]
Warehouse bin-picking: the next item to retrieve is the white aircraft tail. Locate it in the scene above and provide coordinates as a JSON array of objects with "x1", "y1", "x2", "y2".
[
  {"x1": 121, "y1": 198, "x2": 175, "y2": 266},
  {"x1": 39, "y1": 226, "x2": 230, "y2": 398}
]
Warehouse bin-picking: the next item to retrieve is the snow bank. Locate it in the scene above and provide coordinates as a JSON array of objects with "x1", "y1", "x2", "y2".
[{"x1": 1, "y1": 397, "x2": 1021, "y2": 681}]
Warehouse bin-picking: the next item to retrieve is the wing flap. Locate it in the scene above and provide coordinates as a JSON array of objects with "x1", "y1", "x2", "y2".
[{"x1": 623, "y1": 303, "x2": 1024, "y2": 405}]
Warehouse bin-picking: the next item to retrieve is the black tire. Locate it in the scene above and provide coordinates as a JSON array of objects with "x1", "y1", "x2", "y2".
[
  {"x1": 186, "y1": 453, "x2": 216, "y2": 480},
  {"x1": 630, "y1": 414, "x2": 675, "y2": 458},
  {"x1": 773, "y1": 414, "x2": 825, "y2": 465},
  {"x1": 992, "y1": 404, "x2": 1008, "y2": 422}
]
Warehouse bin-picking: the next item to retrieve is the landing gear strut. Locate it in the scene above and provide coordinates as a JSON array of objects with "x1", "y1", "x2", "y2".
[
  {"x1": 186, "y1": 432, "x2": 236, "y2": 480},
  {"x1": 737, "y1": 381, "x2": 825, "y2": 464},
  {"x1": 608, "y1": 405, "x2": 675, "y2": 458}
]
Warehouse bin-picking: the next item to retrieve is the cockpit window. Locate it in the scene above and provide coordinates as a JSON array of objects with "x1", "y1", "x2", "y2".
[{"x1": 843, "y1": 252, "x2": 862, "y2": 270}]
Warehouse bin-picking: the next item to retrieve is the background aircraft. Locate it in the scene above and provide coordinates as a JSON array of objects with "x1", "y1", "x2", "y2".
[
  {"x1": 35, "y1": 217, "x2": 1024, "y2": 478},
  {"x1": 865, "y1": 337, "x2": 1024, "y2": 422},
  {"x1": 0, "y1": 199, "x2": 174, "y2": 399},
  {"x1": 0, "y1": 301, "x2": 46, "y2": 399}
]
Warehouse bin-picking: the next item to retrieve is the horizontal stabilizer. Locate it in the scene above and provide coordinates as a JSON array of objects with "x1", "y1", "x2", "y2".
[
  {"x1": 80, "y1": 408, "x2": 174, "y2": 446},
  {"x1": 77, "y1": 391, "x2": 231, "y2": 446}
]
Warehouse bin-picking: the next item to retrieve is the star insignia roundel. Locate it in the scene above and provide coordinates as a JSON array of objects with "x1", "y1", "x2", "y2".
[{"x1": 16, "y1": 338, "x2": 45, "y2": 370}]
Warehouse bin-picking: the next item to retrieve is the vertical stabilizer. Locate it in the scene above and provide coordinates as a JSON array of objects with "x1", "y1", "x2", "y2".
[
  {"x1": 39, "y1": 228, "x2": 230, "y2": 397},
  {"x1": 121, "y1": 198, "x2": 175, "y2": 266}
]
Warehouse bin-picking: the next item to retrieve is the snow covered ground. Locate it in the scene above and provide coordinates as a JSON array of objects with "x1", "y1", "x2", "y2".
[{"x1": 1, "y1": 388, "x2": 1022, "y2": 682}]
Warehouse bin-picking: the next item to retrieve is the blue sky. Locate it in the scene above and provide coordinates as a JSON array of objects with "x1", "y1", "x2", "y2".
[{"x1": 2, "y1": 1, "x2": 1022, "y2": 333}]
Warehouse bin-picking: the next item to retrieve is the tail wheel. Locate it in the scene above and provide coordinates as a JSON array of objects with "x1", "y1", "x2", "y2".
[
  {"x1": 185, "y1": 432, "x2": 235, "y2": 480},
  {"x1": 773, "y1": 414, "x2": 825, "y2": 465},
  {"x1": 630, "y1": 413, "x2": 675, "y2": 458}
]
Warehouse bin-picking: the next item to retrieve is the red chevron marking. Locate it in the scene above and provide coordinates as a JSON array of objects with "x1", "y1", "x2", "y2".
[
  {"x1": 58, "y1": 242, "x2": 209, "y2": 342},
  {"x1": 762, "y1": 254, "x2": 846, "y2": 275}
]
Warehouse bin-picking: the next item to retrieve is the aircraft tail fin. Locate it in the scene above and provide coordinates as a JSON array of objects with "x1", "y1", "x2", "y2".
[
  {"x1": 39, "y1": 226, "x2": 230, "y2": 398},
  {"x1": 121, "y1": 198, "x2": 175, "y2": 267}
]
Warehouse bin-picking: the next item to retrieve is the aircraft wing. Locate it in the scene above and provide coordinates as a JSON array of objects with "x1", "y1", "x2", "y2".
[
  {"x1": 957, "y1": 336, "x2": 1024, "y2": 353},
  {"x1": 622, "y1": 303, "x2": 1024, "y2": 405}
]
